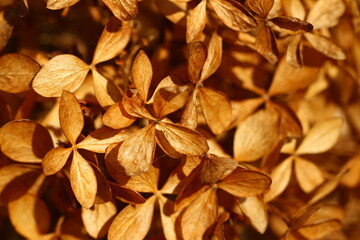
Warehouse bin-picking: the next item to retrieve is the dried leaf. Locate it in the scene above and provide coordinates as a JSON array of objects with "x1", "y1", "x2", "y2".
[
  {"x1": 270, "y1": 17, "x2": 313, "y2": 34},
  {"x1": 158, "y1": 195, "x2": 177, "y2": 240},
  {"x1": 0, "y1": 9, "x2": 14, "y2": 51},
  {"x1": 108, "y1": 196, "x2": 156, "y2": 240},
  {"x1": 82, "y1": 201, "x2": 117, "y2": 239},
  {"x1": 294, "y1": 157, "x2": 324, "y2": 193},
  {"x1": 298, "y1": 220, "x2": 342, "y2": 239},
  {"x1": 32, "y1": 55, "x2": 90, "y2": 97},
  {"x1": 198, "y1": 154, "x2": 239, "y2": 184},
  {"x1": 255, "y1": 22, "x2": 278, "y2": 64},
  {"x1": 109, "y1": 183, "x2": 146, "y2": 204},
  {"x1": 218, "y1": 168, "x2": 271, "y2": 197},
  {"x1": 70, "y1": 149, "x2": 97, "y2": 208},
  {"x1": 117, "y1": 124, "x2": 156, "y2": 176},
  {"x1": 296, "y1": 118, "x2": 343, "y2": 155},
  {"x1": 180, "y1": 90, "x2": 198, "y2": 129},
  {"x1": 234, "y1": 109, "x2": 280, "y2": 162},
  {"x1": 42, "y1": 147, "x2": 72, "y2": 175},
  {"x1": 131, "y1": 50, "x2": 153, "y2": 101},
  {"x1": 103, "y1": 0, "x2": 138, "y2": 21},
  {"x1": 153, "y1": 86, "x2": 189, "y2": 119},
  {"x1": 237, "y1": 196, "x2": 268, "y2": 233},
  {"x1": 59, "y1": 90, "x2": 84, "y2": 145},
  {"x1": 92, "y1": 17, "x2": 131, "y2": 65},
  {"x1": 209, "y1": 0, "x2": 256, "y2": 32},
  {"x1": 186, "y1": 41, "x2": 207, "y2": 84},
  {"x1": 200, "y1": 31, "x2": 222, "y2": 81},
  {"x1": 92, "y1": 70, "x2": 122, "y2": 108},
  {"x1": 8, "y1": 194, "x2": 51, "y2": 239},
  {"x1": 264, "y1": 157, "x2": 294, "y2": 202},
  {"x1": 179, "y1": 188, "x2": 218, "y2": 239},
  {"x1": 286, "y1": 34, "x2": 303, "y2": 68},
  {"x1": 186, "y1": 0, "x2": 207, "y2": 43},
  {"x1": 77, "y1": 127, "x2": 129, "y2": 153},
  {"x1": 282, "y1": 0, "x2": 305, "y2": 19},
  {"x1": 0, "y1": 53, "x2": 41, "y2": 93},
  {"x1": 309, "y1": 170, "x2": 347, "y2": 204},
  {"x1": 157, "y1": 121, "x2": 209, "y2": 156},
  {"x1": 0, "y1": 120, "x2": 53, "y2": 163},
  {"x1": 198, "y1": 87, "x2": 232, "y2": 134},
  {"x1": 102, "y1": 103, "x2": 136, "y2": 129},
  {"x1": 304, "y1": 33, "x2": 346, "y2": 60},
  {"x1": 247, "y1": 0, "x2": 274, "y2": 18},
  {"x1": 46, "y1": 0, "x2": 80, "y2": 10},
  {"x1": 306, "y1": 0, "x2": 345, "y2": 29}
]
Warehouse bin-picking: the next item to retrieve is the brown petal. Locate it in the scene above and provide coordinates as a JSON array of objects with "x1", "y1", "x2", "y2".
[
  {"x1": 218, "y1": 167, "x2": 271, "y2": 197},
  {"x1": 0, "y1": 9, "x2": 14, "y2": 51},
  {"x1": 209, "y1": 0, "x2": 256, "y2": 32},
  {"x1": 291, "y1": 203, "x2": 323, "y2": 230},
  {"x1": 92, "y1": 70, "x2": 122, "y2": 108},
  {"x1": 255, "y1": 22, "x2": 278, "y2": 64},
  {"x1": 59, "y1": 90, "x2": 84, "y2": 145},
  {"x1": 153, "y1": 86, "x2": 189, "y2": 119},
  {"x1": 46, "y1": 0, "x2": 80, "y2": 9},
  {"x1": 103, "y1": 0, "x2": 138, "y2": 21},
  {"x1": 198, "y1": 154, "x2": 239, "y2": 184},
  {"x1": 247, "y1": 0, "x2": 274, "y2": 18},
  {"x1": 0, "y1": 120, "x2": 53, "y2": 163},
  {"x1": 200, "y1": 31, "x2": 223, "y2": 82},
  {"x1": 294, "y1": 157, "x2": 324, "y2": 193},
  {"x1": 282, "y1": 0, "x2": 305, "y2": 19},
  {"x1": 102, "y1": 102, "x2": 136, "y2": 129},
  {"x1": 340, "y1": 154, "x2": 360, "y2": 188},
  {"x1": 180, "y1": 90, "x2": 198, "y2": 129},
  {"x1": 82, "y1": 201, "x2": 117, "y2": 239},
  {"x1": 109, "y1": 182, "x2": 146, "y2": 204},
  {"x1": 70, "y1": 149, "x2": 97, "y2": 208},
  {"x1": 198, "y1": 87, "x2": 232, "y2": 134},
  {"x1": 186, "y1": 0, "x2": 207, "y2": 43},
  {"x1": 270, "y1": 17, "x2": 313, "y2": 34},
  {"x1": 178, "y1": 188, "x2": 218, "y2": 239},
  {"x1": 0, "y1": 54, "x2": 40, "y2": 93},
  {"x1": 91, "y1": 162, "x2": 112, "y2": 204},
  {"x1": 264, "y1": 157, "x2": 294, "y2": 202},
  {"x1": 0, "y1": 164, "x2": 42, "y2": 204},
  {"x1": 32, "y1": 55, "x2": 90, "y2": 97},
  {"x1": 233, "y1": 109, "x2": 280, "y2": 162},
  {"x1": 304, "y1": 33, "x2": 346, "y2": 60},
  {"x1": 8, "y1": 194, "x2": 51, "y2": 239},
  {"x1": 158, "y1": 195, "x2": 177, "y2": 240},
  {"x1": 77, "y1": 127, "x2": 129, "y2": 153},
  {"x1": 268, "y1": 56, "x2": 320, "y2": 96},
  {"x1": 186, "y1": 41, "x2": 207, "y2": 84},
  {"x1": 118, "y1": 164, "x2": 159, "y2": 193},
  {"x1": 42, "y1": 147, "x2": 72, "y2": 175},
  {"x1": 131, "y1": 50, "x2": 153, "y2": 101},
  {"x1": 237, "y1": 196, "x2": 268, "y2": 233},
  {"x1": 92, "y1": 17, "x2": 131, "y2": 65},
  {"x1": 306, "y1": 0, "x2": 345, "y2": 29},
  {"x1": 309, "y1": 169, "x2": 347, "y2": 205},
  {"x1": 108, "y1": 196, "x2": 156, "y2": 240},
  {"x1": 298, "y1": 220, "x2": 342, "y2": 239},
  {"x1": 122, "y1": 91, "x2": 155, "y2": 119},
  {"x1": 117, "y1": 124, "x2": 156, "y2": 176},
  {"x1": 157, "y1": 121, "x2": 209, "y2": 156},
  {"x1": 296, "y1": 118, "x2": 343, "y2": 155},
  {"x1": 286, "y1": 34, "x2": 303, "y2": 68}
]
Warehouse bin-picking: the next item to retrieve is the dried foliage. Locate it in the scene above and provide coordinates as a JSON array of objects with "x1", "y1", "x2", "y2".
[{"x1": 0, "y1": 0, "x2": 360, "y2": 239}]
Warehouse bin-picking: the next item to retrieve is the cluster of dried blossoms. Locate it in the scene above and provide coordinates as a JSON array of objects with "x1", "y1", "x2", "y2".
[{"x1": 0, "y1": 0, "x2": 360, "y2": 239}]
